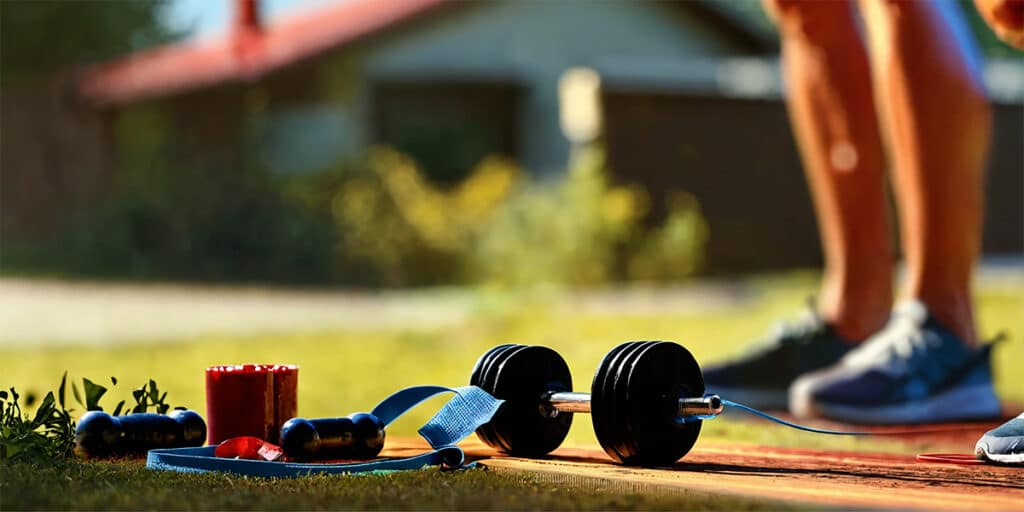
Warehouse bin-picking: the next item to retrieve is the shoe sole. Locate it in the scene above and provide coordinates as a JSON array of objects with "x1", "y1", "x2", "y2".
[
  {"x1": 799, "y1": 382, "x2": 1001, "y2": 425},
  {"x1": 975, "y1": 444, "x2": 1024, "y2": 465},
  {"x1": 704, "y1": 387, "x2": 789, "y2": 411}
]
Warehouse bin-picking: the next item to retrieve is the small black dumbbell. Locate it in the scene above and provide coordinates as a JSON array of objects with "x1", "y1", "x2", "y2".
[
  {"x1": 279, "y1": 412, "x2": 385, "y2": 461},
  {"x1": 471, "y1": 342, "x2": 720, "y2": 466},
  {"x1": 75, "y1": 409, "x2": 207, "y2": 457}
]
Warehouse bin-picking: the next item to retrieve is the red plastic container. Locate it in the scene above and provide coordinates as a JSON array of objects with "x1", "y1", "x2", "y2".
[{"x1": 205, "y1": 364, "x2": 298, "y2": 445}]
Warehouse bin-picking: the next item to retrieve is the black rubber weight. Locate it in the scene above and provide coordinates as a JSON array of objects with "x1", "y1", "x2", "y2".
[
  {"x1": 627, "y1": 341, "x2": 704, "y2": 466},
  {"x1": 607, "y1": 341, "x2": 657, "y2": 463},
  {"x1": 472, "y1": 344, "x2": 524, "y2": 449},
  {"x1": 590, "y1": 342, "x2": 629, "y2": 460},
  {"x1": 480, "y1": 345, "x2": 529, "y2": 450},
  {"x1": 594, "y1": 341, "x2": 704, "y2": 466},
  {"x1": 486, "y1": 345, "x2": 573, "y2": 457},
  {"x1": 591, "y1": 341, "x2": 649, "y2": 464},
  {"x1": 470, "y1": 344, "x2": 517, "y2": 449},
  {"x1": 470, "y1": 344, "x2": 515, "y2": 389}
]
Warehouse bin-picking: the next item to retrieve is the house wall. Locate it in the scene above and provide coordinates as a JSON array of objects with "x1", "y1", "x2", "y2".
[
  {"x1": 256, "y1": 55, "x2": 367, "y2": 174},
  {"x1": 358, "y1": 0, "x2": 751, "y2": 174},
  {"x1": 191, "y1": 1, "x2": 762, "y2": 179},
  {"x1": 603, "y1": 91, "x2": 1024, "y2": 274},
  {"x1": 0, "y1": 74, "x2": 112, "y2": 243}
]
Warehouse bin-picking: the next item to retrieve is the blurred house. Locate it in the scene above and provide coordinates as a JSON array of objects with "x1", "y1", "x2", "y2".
[
  {"x1": 5, "y1": 0, "x2": 1021, "y2": 274},
  {"x1": 75, "y1": 0, "x2": 774, "y2": 176}
]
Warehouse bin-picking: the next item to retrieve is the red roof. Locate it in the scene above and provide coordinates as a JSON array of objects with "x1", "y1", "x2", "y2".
[{"x1": 78, "y1": 0, "x2": 449, "y2": 107}]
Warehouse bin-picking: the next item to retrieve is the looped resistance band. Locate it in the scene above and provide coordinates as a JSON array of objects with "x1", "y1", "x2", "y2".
[
  {"x1": 147, "y1": 385, "x2": 504, "y2": 477},
  {"x1": 149, "y1": 385, "x2": 986, "y2": 476}
]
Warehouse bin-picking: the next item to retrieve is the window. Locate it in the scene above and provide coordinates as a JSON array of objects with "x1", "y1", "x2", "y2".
[{"x1": 372, "y1": 81, "x2": 521, "y2": 185}]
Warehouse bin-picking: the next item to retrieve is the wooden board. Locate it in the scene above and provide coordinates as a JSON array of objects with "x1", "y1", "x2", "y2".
[{"x1": 382, "y1": 436, "x2": 1024, "y2": 511}]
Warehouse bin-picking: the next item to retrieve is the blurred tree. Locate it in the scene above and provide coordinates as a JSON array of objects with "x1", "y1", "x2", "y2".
[{"x1": 0, "y1": 0, "x2": 175, "y2": 85}]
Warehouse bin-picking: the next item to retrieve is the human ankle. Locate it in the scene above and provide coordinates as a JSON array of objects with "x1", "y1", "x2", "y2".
[
  {"x1": 903, "y1": 292, "x2": 978, "y2": 347},
  {"x1": 818, "y1": 278, "x2": 892, "y2": 341}
]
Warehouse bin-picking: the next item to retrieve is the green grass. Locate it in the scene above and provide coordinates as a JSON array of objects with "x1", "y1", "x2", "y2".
[
  {"x1": 2, "y1": 273, "x2": 1022, "y2": 509},
  {"x1": 1, "y1": 458, "x2": 796, "y2": 511}
]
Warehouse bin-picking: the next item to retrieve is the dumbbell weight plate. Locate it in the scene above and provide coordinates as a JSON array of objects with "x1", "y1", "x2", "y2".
[
  {"x1": 479, "y1": 344, "x2": 531, "y2": 450},
  {"x1": 474, "y1": 345, "x2": 573, "y2": 456},
  {"x1": 624, "y1": 341, "x2": 704, "y2": 466},
  {"x1": 595, "y1": 341, "x2": 704, "y2": 466},
  {"x1": 590, "y1": 341, "x2": 634, "y2": 463},
  {"x1": 473, "y1": 344, "x2": 526, "y2": 448},
  {"x1": 593, "y1": 341, "x2": 654, "y2": 463},
  {"x1": 470, "y1": 344, "x2": 517, "y2": 390},
  {"x1": 611, "y1": 341, "x2": 663, "y2": 463}
]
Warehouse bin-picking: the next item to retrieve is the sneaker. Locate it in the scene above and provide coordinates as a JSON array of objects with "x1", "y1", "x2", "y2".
[
  {"x1": 976, "y1": 413, "x2": 1024, "y2": 465},
  {"x1": 790, "y1": 301, "x2": 1001, "y2": 424},
  {"x1": 703, "y1": 303, "x2": 856, "y2": 410}
]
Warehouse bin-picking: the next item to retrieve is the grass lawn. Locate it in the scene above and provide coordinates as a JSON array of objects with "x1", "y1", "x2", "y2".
[
  {"x1": 2, "y1": 272, "x2": 1021, "y2": 509},
  {"x1": 1, "y1": 458, "x2": 797, "y2": 511}
]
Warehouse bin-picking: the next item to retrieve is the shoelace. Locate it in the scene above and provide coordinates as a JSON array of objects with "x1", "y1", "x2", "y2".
[{"x1": 843, "y1": 312, "x2": 935, "y2": 369}]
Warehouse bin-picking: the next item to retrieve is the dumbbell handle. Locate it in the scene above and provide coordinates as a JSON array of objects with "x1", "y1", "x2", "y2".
[{"x1": 543, "y1": 392, "x2": 723, "y2": 418}]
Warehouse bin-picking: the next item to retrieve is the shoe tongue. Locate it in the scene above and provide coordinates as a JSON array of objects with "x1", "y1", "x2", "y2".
[
  {"x1": 842, "y1": 302, "x2": 930, "y2": 368},
  {"x1": 892, "y1": 300, "x2": 929, "y2": 326}
]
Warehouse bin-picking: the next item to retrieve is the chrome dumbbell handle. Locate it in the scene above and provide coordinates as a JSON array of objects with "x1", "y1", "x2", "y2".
[{"x1": 542, "y1": 391, "x2": 723, "y2": 418}]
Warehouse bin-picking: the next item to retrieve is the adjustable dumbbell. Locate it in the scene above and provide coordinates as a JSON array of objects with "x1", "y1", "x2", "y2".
[
  {"x1": 471, "y1": 341, "x2": 719, "y2": 466},
  {"x1": 279, "y1": 412, "x2": 386, "y2": 461},
  {"x1": 75, "y1": 409, "x2": 207, "y2": 457}
]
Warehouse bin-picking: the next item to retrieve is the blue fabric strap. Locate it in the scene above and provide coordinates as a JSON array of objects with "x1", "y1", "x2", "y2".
[
  {"x1": 148, "y1": 384, "x2": 920, "y2": 478},
  {"x1": 418, "y1": 386, "x2": 505, "y2": 448},
  {"x1": 148, "y1": 385, "x2": 503, "y2": 477},
  {"x1": 147, "y1": 445, "x2": 466, "y2": 476}
]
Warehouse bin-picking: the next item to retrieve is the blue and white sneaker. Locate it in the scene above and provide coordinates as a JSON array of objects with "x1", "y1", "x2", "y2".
[
  {"x1": 703, "y1": 303, "x2": 855, "y2": 410},
  {"x1": 789, "y1": 301, "x2": 1001, "y2": 424},
  {"x1": 976, "y1": 413, "x2": 1024, "y2": 465}
]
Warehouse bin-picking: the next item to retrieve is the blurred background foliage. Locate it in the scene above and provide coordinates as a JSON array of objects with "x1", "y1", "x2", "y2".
[
  {"x1": 0, "y1": 1, "x2": 173, "y2": 86},
  {"x1": 5, "y1": 144, "x2": 708, "y2": 288},
  {"x1": 1, "y1": 0, "x2": 1012, "y2": 289}
]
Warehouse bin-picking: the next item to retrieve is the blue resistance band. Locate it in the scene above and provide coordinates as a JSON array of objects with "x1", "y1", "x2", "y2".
[
  {"x1": 720, "y1": 399, "x2": 873, "y2": 436},
  {"x1": 147, "y1": 385, "x2": 504, "y2": 477},
  {"x1": 149, "y1": 386, "x2": 931, "y2": 477}
]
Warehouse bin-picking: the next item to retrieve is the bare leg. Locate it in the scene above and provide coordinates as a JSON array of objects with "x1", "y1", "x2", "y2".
[
  {"x1": 859, "y1": 0, "x2": 991, "y2": 345},
  {"x1": 767, "y1": 0, "x2": 893, "y2": 340}
]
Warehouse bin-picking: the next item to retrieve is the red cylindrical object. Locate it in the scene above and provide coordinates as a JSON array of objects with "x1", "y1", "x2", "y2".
[
  {"x1": 205, "y1": 364, "x2": 298, "y2": 445},
  {"x1": 270, "y1": 365, "x2": 298, "y2": 444}
]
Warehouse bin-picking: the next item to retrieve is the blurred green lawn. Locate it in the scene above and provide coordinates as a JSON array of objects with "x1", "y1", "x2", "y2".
[{"x1": 4, "y1": 272, "x2": 1022, "y2": 454}]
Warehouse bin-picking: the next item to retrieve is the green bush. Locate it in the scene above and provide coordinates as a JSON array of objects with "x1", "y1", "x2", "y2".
[
  {"x1": 5, "y1": 149, "x2": 338, "y2": 285},
  {"x1": 322, "y1": 146, "x2": 707, "y2": 287},
  {"x1": 467, "y1": 148, "x2": 708, "y2": 287},
  {"x1": 3, "y1": 145, "x2": 707, "y2": 288}
]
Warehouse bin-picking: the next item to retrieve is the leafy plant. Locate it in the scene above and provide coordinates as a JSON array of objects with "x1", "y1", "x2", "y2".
[
  {"x1": 71, "y1": 375, "x2": 173, "y2": 415},
  {"x1": 129, "y1": 379, "x2": 172, "y2": 415},
  {"x1": 1, "y1": 374, "x2": 181, "y2": 461},
  {"x1": 0, "y1": 373, "x2": 75, "y2": 461}
]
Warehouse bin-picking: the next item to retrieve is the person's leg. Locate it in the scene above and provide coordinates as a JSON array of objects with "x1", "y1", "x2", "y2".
[
  {"x1": 769, "y1": 0, "x2": 893, "y2": 341},
  {"x1": 788, "y1": 0, "x2": 999, "y2": 423},
  {"x1": 858, "y1": 0, "x2": 992, "y2": 346},
  {"x1": 703, "y1": 0, "x2": 891, "y2": 408}
]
